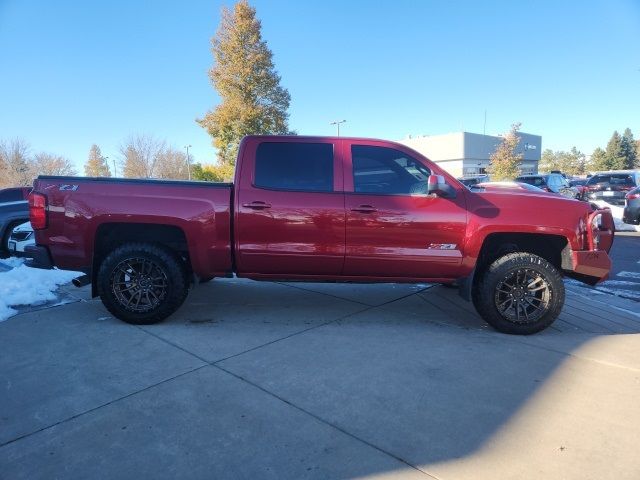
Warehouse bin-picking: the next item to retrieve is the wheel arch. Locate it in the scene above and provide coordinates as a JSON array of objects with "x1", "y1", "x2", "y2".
[
  {"x1": 459, "y1": 232, "x2": 570, "y2": 301},
  {"x1": 91, "y1": 223, "x2": 190, "y2": 297}
]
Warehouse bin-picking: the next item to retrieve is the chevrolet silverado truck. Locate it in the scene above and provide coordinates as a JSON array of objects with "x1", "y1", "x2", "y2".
[{"x1": 27, "y1": 136, "x2": 614, "y2": 334}]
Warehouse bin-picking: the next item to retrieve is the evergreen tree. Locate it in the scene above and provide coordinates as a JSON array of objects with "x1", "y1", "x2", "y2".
[
  {"x1": 589, "y1": 147, "x2": 609, "y2": 172},
  {"x1": 605, "y1": 131, "x2": 626, "y2": 170},
  {"x1": 563, "y1": 147, "x2": 586, "y2": 175},
  {"x1": 84, "y1": 144, "x2": 111, "y2": 177},
  {"x1": 487, "y1": 123, "x2": 523, "y2": 181},
  {"x1": 539, "y1": 149, "x2": 559, "y2": 171},
  {"x1": 198, "y1": 0, "x2": 291, "y2": 165},
  {"x1": 621, "y1": 128, "x2": 637, "y2": 169}
]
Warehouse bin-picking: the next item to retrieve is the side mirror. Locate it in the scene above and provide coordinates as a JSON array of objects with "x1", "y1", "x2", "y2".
[{"x1": 428, "y1": 175, "x2": 456, "y2": 198}]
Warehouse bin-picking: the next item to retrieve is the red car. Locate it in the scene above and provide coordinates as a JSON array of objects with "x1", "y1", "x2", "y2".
[{"x1": 27, "y1": 136, "x2": 614, "y2": 335}]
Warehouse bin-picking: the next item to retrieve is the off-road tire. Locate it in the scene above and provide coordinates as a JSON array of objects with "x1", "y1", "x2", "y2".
[
  {"x1": 97, "y1": 242, "x2": 189, "y2": 325},
  {"x1": 472, "y1": 252, "x2": 564, "y2": 335}
]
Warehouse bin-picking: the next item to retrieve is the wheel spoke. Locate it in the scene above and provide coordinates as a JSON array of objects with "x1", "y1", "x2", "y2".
[
  {"x1": 497, "y1": 297, "x2": 513, "y2": 309},
  {"x1": 110, "y1": 256, "x2": 170, "y2": 313},
  {"x1": 495, "y1": 267, "x2": 552, "y2": 325},
  {"x1": 133, "y1": 291, "x2": 143, "y2": 309}
]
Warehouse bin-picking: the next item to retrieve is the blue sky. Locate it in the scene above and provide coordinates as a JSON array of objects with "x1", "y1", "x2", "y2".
[{"x1": 0, "y1": 0, "x2": 638, "y2": 171}]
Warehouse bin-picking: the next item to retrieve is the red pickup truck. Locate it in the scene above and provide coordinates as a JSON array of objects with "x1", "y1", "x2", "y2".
[{"x1": 28, "y1": 136, "x2": 614, "y2": 334}]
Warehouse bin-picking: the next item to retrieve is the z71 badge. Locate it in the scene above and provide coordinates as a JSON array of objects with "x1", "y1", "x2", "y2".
[{"x1": 428, "y1": 243, "x2": 457, "y2": 250}]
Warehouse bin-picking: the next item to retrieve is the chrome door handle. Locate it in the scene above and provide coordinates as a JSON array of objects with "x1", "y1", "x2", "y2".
[
  {"x1": 351, "y1": 204, "x2": 377, "y2": 213},
  {"x1": 242, "y1": 201, "x2": 272, "y2": 209}
]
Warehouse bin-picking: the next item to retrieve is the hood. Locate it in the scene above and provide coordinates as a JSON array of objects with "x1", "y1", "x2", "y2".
[
  {"x1": 466, "y1": 185, "x2": 591, "y2": 222},
  {"x1": 472, "y1": 185, "x2": 578, "y2": 203}
]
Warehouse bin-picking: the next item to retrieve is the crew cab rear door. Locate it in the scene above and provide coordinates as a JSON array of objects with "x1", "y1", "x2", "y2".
[
  {"x1": 342, "y1": 140, "x2": 467, "y2": 279},
  {"x1": 235, "y1": 137, "x2": 345, "y2": 276}
]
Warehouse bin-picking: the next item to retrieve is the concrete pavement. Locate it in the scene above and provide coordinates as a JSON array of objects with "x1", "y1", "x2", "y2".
[{"x1": 1, "y1": 279, "x2": 639, "y2": 479}]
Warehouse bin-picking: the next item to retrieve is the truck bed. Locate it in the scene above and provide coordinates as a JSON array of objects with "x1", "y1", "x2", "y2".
[{"x1": 32, "y1": 176, "x2": 234, "y2": 279}]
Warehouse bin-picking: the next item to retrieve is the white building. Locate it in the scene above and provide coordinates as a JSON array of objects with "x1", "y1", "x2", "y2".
[{"x1": 399, "y1": 131, "x2": 542, "y2": 178}]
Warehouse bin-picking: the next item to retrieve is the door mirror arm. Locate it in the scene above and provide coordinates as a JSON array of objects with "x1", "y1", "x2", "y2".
[{"x1": 427, "y1": 175, "x2": 457, "y2": 199}]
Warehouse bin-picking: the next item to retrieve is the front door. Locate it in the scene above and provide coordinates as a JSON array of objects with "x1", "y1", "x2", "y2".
[
  {"x1": 235, "y1": 138, "x2": 345, "y2": 276},
  {"x1": 343, "y1": 141, "x2": 467, "y2": 279}
]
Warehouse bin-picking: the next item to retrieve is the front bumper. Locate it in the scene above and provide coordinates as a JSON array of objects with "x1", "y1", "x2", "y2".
[
  {"x1": 24, "y1": 245, "x2": 54, "y2": 269},
  {"x1": 565, "y1": 208, "x2": 614, "y2": 285},
  {"x1": 570, "y1": 250, "x2": 611, "y2": 284}
]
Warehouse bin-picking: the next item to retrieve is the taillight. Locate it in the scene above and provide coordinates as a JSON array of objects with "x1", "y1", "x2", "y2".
[
  {"x1": 625, "y1": 192, "x2": 640, "y2": 200},
  {"x1": 29, "y1": 193, "x2": 47, "y2": 230}
]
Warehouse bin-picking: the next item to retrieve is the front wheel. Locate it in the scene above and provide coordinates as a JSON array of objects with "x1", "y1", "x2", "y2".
[
  {"x1": 97, "y1": 242, "x2": 189, "y2": 325},
  {"x1": 472, "y1": 252, "x2": 564, "y2": 335}
]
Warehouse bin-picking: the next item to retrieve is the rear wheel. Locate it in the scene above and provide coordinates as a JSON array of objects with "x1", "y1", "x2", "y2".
[
  {"x1": 1, "y1": 221, "x2": 24, "y2": 258},
  {"x1": 472, "y1": 252, "x2": 564, "y2": 335},
  {"x1": 97, "y1": 242, "x2": 189, "y2": 325}
]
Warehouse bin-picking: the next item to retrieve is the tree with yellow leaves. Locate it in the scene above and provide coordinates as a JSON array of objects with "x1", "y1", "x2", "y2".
[
  {"x1": 487, "y1": 123, "x2": 523, "y2": 181},
  {"x1": 198, "y1": 0, "x2": 291, "y2": 165}
]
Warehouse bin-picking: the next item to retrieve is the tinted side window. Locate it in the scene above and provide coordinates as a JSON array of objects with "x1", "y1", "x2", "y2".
[
  {"x1": 352, "y1": 145, "x2": 430, "y2": 195},
  {"x1": 255, "y1": 142, "x2": 334, "y2": 192},
  {"x1": 0, "y1": 189, "x2": 24, "y2": 203}
]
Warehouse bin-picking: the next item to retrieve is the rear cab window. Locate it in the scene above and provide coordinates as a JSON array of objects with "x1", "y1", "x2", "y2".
[{"x1": 254, "y1": 142, "x2": 334, "y2": 192}]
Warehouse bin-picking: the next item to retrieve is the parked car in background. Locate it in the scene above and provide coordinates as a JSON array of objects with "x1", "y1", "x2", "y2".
[
  {"x1": 584, "y1": 171, "x2": 640, "y2": 206},
  {"x1": 515, "y1": 173, "x2": 580, "y2": 199},
  {"x1": 569, "y1": 178, "x2": 589, "y2": 200},
  {"x1": 457, "y1": 174, "x2": 489, "y2": 187},
  {"x1": 623, "y1": 186, "x2": 640, "y2": 225},
  {"x1": 7, "y1": 221, "x2": 35, "y2": 256},
  {"x1": 0, "y1": 187, "x2": 31, "y2": 257},
  {"x1": 476, "y1": 181, "x2": 547, "y2": 193}
]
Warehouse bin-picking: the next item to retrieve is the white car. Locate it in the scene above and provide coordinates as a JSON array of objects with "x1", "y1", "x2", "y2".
[{"x1": 8, "y1": 221, "x2": 34, "y2": 257}]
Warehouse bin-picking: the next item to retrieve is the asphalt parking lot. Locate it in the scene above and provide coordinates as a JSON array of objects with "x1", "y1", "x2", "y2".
[{"x1": 1, "y1": 276, "x2": 640, "y2": 480}]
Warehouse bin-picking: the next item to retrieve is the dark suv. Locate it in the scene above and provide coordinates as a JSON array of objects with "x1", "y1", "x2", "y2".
[
  {"x1": 0, "y1": 187, "x2": 31, "y2": 257},
  {"x1": 515, "y1": 173, "x2": 579, "y2": 199},
  {"x1": 585, "y1": 171, "x2": 640, "y2": 206},
  {"x1": 623, "y1": 186, "x2": 640, "y2": 225}
]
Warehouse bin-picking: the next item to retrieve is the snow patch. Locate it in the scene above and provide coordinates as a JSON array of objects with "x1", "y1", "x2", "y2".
[
  {"x1": 0, "y1": 257, "x2": 25, "y2": 269},
  {"x1": 0, "y1": 264, "x2": 82, "y2": 322}
]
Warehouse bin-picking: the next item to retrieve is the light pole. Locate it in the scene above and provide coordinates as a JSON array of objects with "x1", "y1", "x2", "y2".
[
  {"x1": 330, "y1": 120, "x2": 346, "y2": 136},
  {"x1": 184, "y1": 145, "x2": 192, "y2": 180}
]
